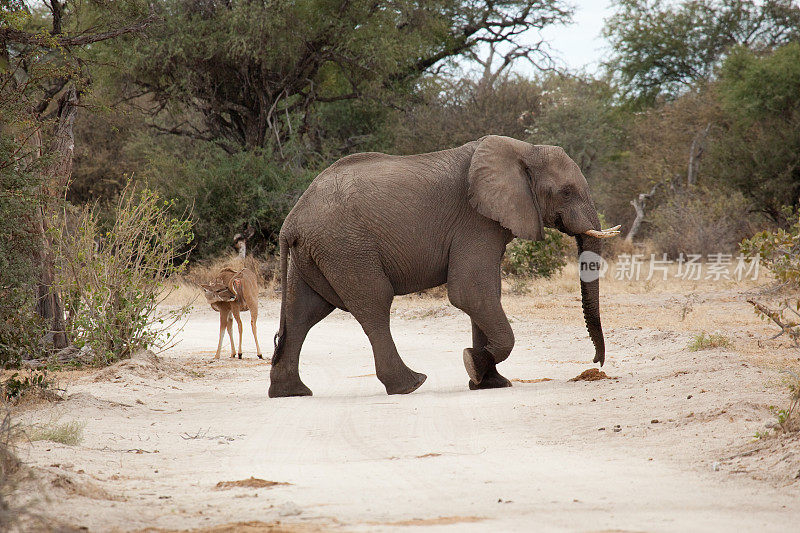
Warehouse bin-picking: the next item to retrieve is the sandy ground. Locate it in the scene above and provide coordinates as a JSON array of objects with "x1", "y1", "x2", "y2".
[{"x1": 9, "y1": 271, "x2": 800, "y2": 532}]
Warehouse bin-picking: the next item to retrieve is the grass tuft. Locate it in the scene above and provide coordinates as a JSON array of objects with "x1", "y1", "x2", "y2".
[
  {"x1": 687, "y1": 332, "x2": 733, "y2": 351},
  {"x1": 28, "y1": 421, "x2": 85, "y2": 446}
]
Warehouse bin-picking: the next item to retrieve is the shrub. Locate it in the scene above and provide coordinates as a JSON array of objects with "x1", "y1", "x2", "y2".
[
  {"x1": 741, "y1": 211, "x2": 800, "y2": 435},
  {"x1": 503, "y1": 229, "x2": 569, "y2": 278},
  {"x1": 54, "y1": 185, "x2": 193, "y2": 363},
  {"x1": 143, "y1": 141, "x2": 316, "y2": 259},
  {"x1": 2, "y1": 370, "x2": 50, "y2": 402},
  {"x1": 740, "y1": 208, "x2": 800, "y2": 344},
  {"x1": 394, "y1": 75, "x2": 541, "y2": 155},
  {"x1": 741, "y1": 207, "x2": 800, "y2": 284},
  {"x1": 650, "y1": 187, "x2": 755, "y2": 258}
]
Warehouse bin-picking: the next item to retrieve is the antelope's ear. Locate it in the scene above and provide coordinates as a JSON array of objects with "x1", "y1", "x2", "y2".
[{"x1": 467, "y1": 135, "x2": 543, "y2": 241}]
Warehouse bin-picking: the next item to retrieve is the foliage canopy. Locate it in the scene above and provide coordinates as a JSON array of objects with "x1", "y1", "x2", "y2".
[
  {"x1": 108, "y1": 0, "x2": 573, "y2": 152},
  {"x1": 604, "y1": 0, "x2": 800, "y2": 106}
]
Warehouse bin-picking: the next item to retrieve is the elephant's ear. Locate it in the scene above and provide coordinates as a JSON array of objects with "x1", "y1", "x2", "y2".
[{"x1": 467, "y1": 135, "x2": 543, "y2": 241}]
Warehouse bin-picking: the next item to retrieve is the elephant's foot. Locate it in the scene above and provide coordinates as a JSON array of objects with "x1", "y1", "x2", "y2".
[
  {"x1": 268, "y1": 376, "x2": 313, "y2": 398},
  {"x1": 463, "y1": 347, "x2": 494, "y2": 385},
  {"x1": 383, "y1": 370, "x2": 427, "y2": 395},
  {"x1": 468, "y1": 366, "x2": 512, "y2": 390}
]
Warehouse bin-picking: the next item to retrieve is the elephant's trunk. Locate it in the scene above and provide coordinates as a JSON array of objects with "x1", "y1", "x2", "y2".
[{"x1": 576, "y1": 233, "x2": 605, "y2": 366}]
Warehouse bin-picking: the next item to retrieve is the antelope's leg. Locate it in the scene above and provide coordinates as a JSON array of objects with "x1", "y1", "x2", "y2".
[{"x1": 215, "y1": 308, "x2": 230, "y2": 359}]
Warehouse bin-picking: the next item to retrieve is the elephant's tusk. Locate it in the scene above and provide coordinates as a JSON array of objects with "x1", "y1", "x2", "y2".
[{"x1": 585, "y1": 225, "x2": 621, "y2": 239}]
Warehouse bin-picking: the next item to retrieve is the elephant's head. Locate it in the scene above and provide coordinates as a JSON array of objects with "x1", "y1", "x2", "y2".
[{"x1": 467, "y1": 135, "x2": 620, "y2": 366}]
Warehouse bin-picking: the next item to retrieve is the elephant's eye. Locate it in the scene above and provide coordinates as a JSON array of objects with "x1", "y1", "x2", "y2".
[{"x1": 560, "y1": 186, "x2": 574, "y2": 198}]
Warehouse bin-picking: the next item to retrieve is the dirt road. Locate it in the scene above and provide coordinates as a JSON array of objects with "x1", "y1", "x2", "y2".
[{"x1": 14, "y1": 294, "x2": 800, "y2": 531}]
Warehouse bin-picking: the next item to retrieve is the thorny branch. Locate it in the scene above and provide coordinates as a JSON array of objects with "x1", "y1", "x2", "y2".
[{"x1": 747, "y1": 299, "x2": 800, "y2": 345}]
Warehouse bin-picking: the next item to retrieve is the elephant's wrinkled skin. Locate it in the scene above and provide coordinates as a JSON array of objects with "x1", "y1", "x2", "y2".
[{"x1": 269, "y1": 135, "x2": 614, "y2": 397}]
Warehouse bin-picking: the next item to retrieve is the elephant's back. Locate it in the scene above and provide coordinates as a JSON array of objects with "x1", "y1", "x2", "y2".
[
  {"x1": 300, "y1": 152, "x2": 398, "y2": 208},
  {"x1": 282, "y1": 143, "x2": 480, "y2": 295},
  {"x1": 291, "y1": 144, "x2": 476, "y2": 221}
]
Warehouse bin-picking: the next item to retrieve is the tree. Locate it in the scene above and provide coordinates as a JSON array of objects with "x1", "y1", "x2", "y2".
[
  {"x1": 1, "y1": 1, "x2": 155, "y2": 351},
  {"x1": 711, "y1": 43, "x2": 800, "y2": 222},
  {"x1": 524, "y1": 74, "x2": 624, "y2": 180},
  {"x1": 604, "y1": 0, "x2": 800, "y2": 106},
  {"x1": 520, "y1": 74, "x2": 639, "y2": 233},
  {"x1": 393, "y1": 73, "x2": 543, "y2": 155},
  {"x1": 109, "y1": 0, "x2": 573, "y2": 153}
]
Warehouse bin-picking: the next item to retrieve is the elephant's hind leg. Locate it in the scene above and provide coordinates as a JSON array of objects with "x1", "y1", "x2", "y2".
[
  {"x1": 268, "y1": 267, "x2": 334, "y2": 398},
  {"x1": 334, "y1": 277, "x2": 426, "y2": 395},
  {"x1": 361, "y1": 305, "x2": 427, "y2": 395}
]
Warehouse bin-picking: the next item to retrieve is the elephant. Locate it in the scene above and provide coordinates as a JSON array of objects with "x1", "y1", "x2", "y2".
[{"x1": 269, "y1": 135, "x2": 620, "y2": 397}]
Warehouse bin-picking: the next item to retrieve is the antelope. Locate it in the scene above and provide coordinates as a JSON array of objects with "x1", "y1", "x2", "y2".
[{"x1": 201, "y1": 267, "x2": 263, "y2": 359}]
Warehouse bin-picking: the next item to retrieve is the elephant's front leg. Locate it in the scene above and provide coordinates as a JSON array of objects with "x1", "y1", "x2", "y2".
[
  {"x1": 467, "y1": 320, "x2": 512, "y2": 390},
  {"x1": 447, "y1": 254, "x2": 514, "y2": 389}
]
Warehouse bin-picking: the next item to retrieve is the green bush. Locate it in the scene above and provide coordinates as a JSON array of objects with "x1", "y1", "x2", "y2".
[
  {"x1": 2, "y1": 370, "x2": 50, "y2": 401},
  {"x1": 142, "y1": 140, "x2": 316, "y2": 259},
  {"x1": 741, "y1": 212, "x2": 800, "y2": 434},
  {"x1": 740, "y1": 207, "x2": 800, "y2": 344},
  {"x1": 503, "y1": 229, "x2": 569, "y2": 278},
  {"x1": 55, "y1": 185, "x2": 193, "y2": 362}
]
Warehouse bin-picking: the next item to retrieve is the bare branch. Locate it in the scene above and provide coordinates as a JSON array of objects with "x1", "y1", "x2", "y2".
[
  {"x1": 0, "y1": 13, "x2": 157, "y2": 48},
  {"x1": 150, "y1": 123, "x2": 236, "y2": 155}
]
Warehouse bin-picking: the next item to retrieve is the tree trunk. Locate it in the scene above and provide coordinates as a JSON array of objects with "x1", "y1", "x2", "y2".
[
  {"x1": 46, "y1": 86, "x2": 79, "y2": 193},
  {"x1": 687, "y1": 123, "x2": 711, "y2": 187},
  {"x1": 625, "y1": 194, "x2": 647, "y2": 244},
  {"x1": 33, "y1": 207, "x2": 67, "y2": 349},
  {"x1": 34, "y1": 85, "x2": 79, "y2": 350},
  {"x1": 625, "y1": 182, "x2": 662, "y2": 243}
]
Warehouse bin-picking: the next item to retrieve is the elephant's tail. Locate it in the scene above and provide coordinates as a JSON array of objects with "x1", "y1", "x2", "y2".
[{"x1": 272, "y1": 233, "x2": 289, "y2": 364}]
